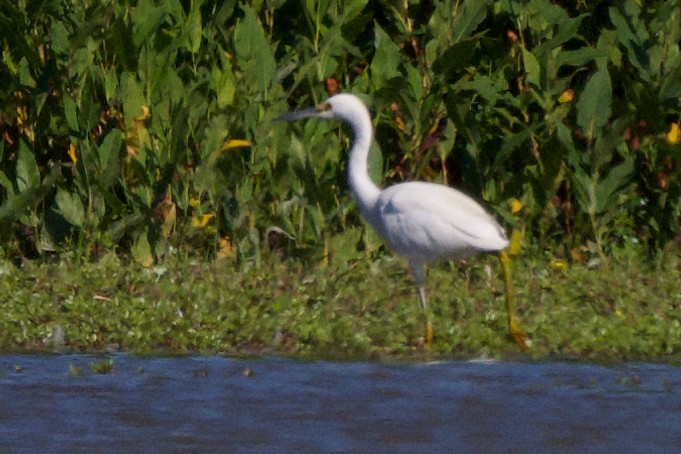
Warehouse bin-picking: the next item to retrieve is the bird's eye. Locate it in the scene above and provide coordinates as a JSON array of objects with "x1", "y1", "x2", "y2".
[{"x1": 318, "y1": 102, "x2": 331, "y2": 112}]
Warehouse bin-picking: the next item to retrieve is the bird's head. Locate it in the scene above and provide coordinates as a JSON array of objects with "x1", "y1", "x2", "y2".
[{"x1": 278, "y1": 93, "x2": 371, "y2": 126}]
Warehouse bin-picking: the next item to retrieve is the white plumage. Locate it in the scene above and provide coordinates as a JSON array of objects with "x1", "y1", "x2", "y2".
[
  {"x1": 280, "y1": 93, "x2": 529, "y2": 349},
  {"x1": 374, "y1": 181, "x2": 509, "y2": 263}
]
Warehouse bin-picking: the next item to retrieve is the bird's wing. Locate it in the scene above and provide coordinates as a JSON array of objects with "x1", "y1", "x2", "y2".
[{"x1": 374, "y1": 182, "x2": 508, "y2": 262}]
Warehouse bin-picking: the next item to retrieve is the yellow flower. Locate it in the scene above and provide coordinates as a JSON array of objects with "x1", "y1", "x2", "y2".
[
  {"x1": 550, "y1": 259, "x2": 567, "y2": 271},
  {"x1": 216, "y1": 237, "x2": 234, "y2": 260},
  {"x1": 68, "y1": 143, "x2": 78, "y2": 164},
  {"x1": 666, "y1": 123, "x2": 680, "y2": 145},
  {"x1": 222, "y1": 139, "x2": 251, "y2": 151},
  {"x1": 510, "y1": 198, "x2": 523, "y2": 215},
  {"x1": 192, "y1": 213, "x2": 215, "y2": 228},
  {"x1": 395, "y1": 115, "x2": 405, "y2": 131},
  {"x1": 16, "y1": 105, "x2": 28, "y2": 125},
  {"x1": 558, "y1": 88, "x2": 575, "y2": 103},
  {"x1": 134, "y1": 105, "x2": 151, "y2": 121}
]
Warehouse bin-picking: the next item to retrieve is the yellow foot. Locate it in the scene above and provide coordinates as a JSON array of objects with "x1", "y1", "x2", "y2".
[
  {"x1": 425, "y1": 320, "x2": 433, "y2": 350},
  {"x1": 509, "y1": 319, "x2": 531, "y2": 351}
]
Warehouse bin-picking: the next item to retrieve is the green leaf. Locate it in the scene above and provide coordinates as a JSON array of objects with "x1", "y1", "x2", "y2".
[
  {"x1": 660, "y1": 64, "x2": 681, "y2": 99},
  {"x1": 121, "y1": 72, "x2": 145, "y2": 127},
  {"x1": 233, "y1": 4, "x2": 276, "y2": 94},
  {"x1": 104, "y1": 71, "x2": 118, "y2": 104},
  {"x1": 109, "y1": 16, "x2": 136, "y2": 71},
  {"x1": 55, "y1": 188, "x2": 85, "y2": 227},
  {"x1": 595, "y1": 157, "x2": 634, "y2": 213},
  {"x1": 499, "y1": 127, "x2": 534, "y2": 162},
  {"x1": 70, "y1": 47, "x2": 94, "y2": 77},
  {"x1": 576, "y1": 68, "x2": 612, "y2": 140},
  {"x1": 132, "y1": 0, "x2": 167, "y2": 46},
  {"x1": 328, "y1": 226, "x2": 363, "y2": 267},
  {"x1": 555, "y1": 122, "x2": 576, "y2": 154},
  {"x1": 0, "y1": 171, "x2": 14, "y2": 195},
  {"x1": 371, "y1": 24, "x2": 402, "y2": 90},
  {"x1": 16, "y1": 140, "x2": 40, "y2": 192},
  {"x1": 432, "y1": 39, "x2": 477, "y2": 75},
  {"x1": 186, "y1": 7, "x2": 203, "y2": 54},
  {"x1": 64, "y1": 95, "x2": 79, "y2": 131},
  {"x1": 460, "y1": 76, "x2": 498, "y2": 104},
  {"x1": 451, "y1": 0, "x2": 491, "y2": 43},
  {"x1": 97, "y1": 129, "x2": 123, "y2": 171},
  {"x1": 609, "y1": 5, "x2": 651, "y2": 80},
  {"x1": 527, "y1": 0, "x2": 567, "y2": 25},
  {"x1": 534, "y1": 15, "x2": 586, "y2": 59},
  {"x1": 0, "y1": 165, "x2": 61, "y2": 228},
  {"x1": 51, "y1": 21, "x2": 69, "y2": 55},
  {"x1": 522, "y1": 48, "x2": 541, "y2": 89},
  {"x1": 343, "y1": 0, "x2": 368, "y2": 21},
  {"x1": 212, "y1": 65, "x2": 236, "y2": 108},
  {"x1": 132, "y1": 229, "x2": 154, "y2": 267},
  {"x1": 556, "y1": 48, "x2": 609, "y2": 69},
  {"x1": 591, "y1": 117, "x2": 629, "y2": 172},
  {"x1": 18, "y1": 57, "x2": 36, "y2": 88},
  {"x1": 570, "y1": 162, "x2": 592, "y2": 210}
]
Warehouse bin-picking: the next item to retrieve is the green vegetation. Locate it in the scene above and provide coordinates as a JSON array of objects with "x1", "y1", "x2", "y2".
[
  {"x1": 0, "y1": 0, "x2": 680, "y2": 359},
  {"x1": 1, "y1": 246, "x2": 680, "y2": 361},
  {"x1": 88, "y1": 357, "x2": 115, "y2": 374}
]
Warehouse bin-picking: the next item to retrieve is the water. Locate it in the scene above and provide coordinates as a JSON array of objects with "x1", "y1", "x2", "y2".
[{"x1": 0, "y1": 354, "x2": 680, "y2": 452}]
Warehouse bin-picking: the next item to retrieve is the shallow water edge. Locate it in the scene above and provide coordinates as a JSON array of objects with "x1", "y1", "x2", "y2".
[{"x1": 0, "y1": 354, "x2": 679, "y2": 452}]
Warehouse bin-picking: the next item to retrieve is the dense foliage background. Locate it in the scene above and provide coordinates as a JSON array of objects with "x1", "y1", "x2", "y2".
[{"x1": 1, "y1": 0, "x2": 680, "y2": 266}]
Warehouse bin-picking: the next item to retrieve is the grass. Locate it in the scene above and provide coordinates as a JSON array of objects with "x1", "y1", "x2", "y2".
[{"x1": 1, "y1": 244, "x2": 680, "y2": 363}]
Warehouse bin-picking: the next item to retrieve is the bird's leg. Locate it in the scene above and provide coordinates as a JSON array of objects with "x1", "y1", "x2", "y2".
[
  {"x1": 499, "y1": 250, "x2": 530, "y2": 351},
  {"x1": 410, "y1": 263, "x2": 433, "y2": 348},
  {"x1": 418, "y1": 284, "x2": 434, "y2": 348}
]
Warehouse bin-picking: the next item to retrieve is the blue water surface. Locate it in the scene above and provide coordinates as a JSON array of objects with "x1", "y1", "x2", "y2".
[{"x1": 0, "y1": 354, "x2": 679, "y2": 452}]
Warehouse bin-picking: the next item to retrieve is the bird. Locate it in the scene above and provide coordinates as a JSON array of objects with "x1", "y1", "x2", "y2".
[{"x1": 279, "y1": 93, "x2": 530, "y2": 350}]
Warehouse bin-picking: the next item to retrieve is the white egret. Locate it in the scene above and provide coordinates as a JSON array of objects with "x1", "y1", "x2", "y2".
[{"x1": 279, "y1": 93, "x2": 529, "y2": 350}]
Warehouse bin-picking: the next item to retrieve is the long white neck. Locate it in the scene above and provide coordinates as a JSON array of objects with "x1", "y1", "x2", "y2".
[{"x1": 346, "y1": 112, "x2": 381, "y2": 220}]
